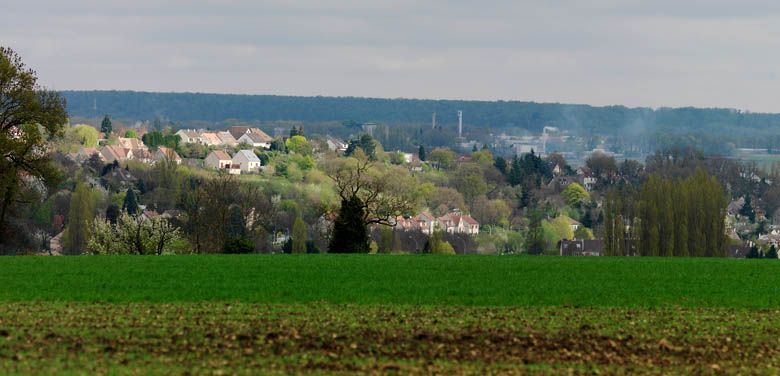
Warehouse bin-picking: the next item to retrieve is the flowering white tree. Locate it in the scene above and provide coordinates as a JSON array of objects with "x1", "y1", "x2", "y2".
[{"x1": 88, "y1": 213, "x2": 183, "y2": 255}]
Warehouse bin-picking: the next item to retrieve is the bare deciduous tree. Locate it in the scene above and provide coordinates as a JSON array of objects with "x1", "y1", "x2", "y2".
[{"x1": 324, "y1": 150, "x2": 418, "y2": 227}]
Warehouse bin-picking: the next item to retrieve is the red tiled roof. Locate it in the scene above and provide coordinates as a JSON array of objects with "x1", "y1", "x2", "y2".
[
  {"x1": 461, "y1": 215, "x2": 479, "y2": 226},
  {"x1": 101, "y1": 145, "x2": 127, "y2": 160},
  {"x1": 211, "y1": 150, "x2": 231, "y2": 160}
]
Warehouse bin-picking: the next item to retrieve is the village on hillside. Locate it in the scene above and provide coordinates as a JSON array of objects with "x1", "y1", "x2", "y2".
[{"x1": 32, "y1": 111, "x2": 773, "y2": 259}]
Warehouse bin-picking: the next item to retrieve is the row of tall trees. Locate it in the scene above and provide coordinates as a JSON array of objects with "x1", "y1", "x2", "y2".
[{"x1": 604, "y1": 170, "x2": 727, "y2": 257}]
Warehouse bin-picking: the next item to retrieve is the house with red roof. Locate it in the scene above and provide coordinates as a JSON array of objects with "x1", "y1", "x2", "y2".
[
  {"x1": 204, "y1": 150, "x2": 233, "y2": 169},
  {"x1": 100, "y1": 145, "x2": 132, "y2": 163},
  {"x1": 436, "y1": 210, "x2": 480, "y2": 235},
  {"x1": 394, "y1": 210, "x2": 479, "y2": 235}
]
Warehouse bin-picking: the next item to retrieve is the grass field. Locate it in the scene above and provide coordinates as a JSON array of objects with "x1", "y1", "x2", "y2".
[
  {"x1": 2, "y1": 255, "x2": 780, "y2": 374},
  {"x1": 3, "y1": 255, "x2": 780, "y2": 307}
]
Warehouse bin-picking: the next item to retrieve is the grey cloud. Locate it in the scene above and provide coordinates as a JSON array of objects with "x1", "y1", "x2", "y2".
[{"x1": 2, "y1": 1, "x2": 779, "y2": 112}]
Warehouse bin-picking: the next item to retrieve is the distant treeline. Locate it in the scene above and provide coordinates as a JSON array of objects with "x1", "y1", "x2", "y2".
[
  {"x1": 61, "y1": 90, "x2": 780, "y2": 152},
  {"x1": 59, "y1": 91, "x2": 780, "y2": 131}
]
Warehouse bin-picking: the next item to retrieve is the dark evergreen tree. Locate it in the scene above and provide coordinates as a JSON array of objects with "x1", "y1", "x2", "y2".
[
  {"x1": 281, "y1": 238, "x2": 293, "y2": 254},
  {"x1": 270, "y1": 139, "x2": 287, "y2": 153},
  {"x1": 494, "y1": 156, "x2": 507, "y2": 175},
  {"x1": 581, "y1": 208, "x2": 594, "y2": 229},
  {"x1": 767, "y1": 245, "x2": 778, "y2": 259},
  {"x1": 306, "y1": 240, "x2": 321, "y2": 254},
  {"x1": 122, "y1": 188, "x2": 139, "y2": 215},
  {"x1": 255, "y1": 152, "x2": 270, "y2": 166},
  {"x1": 345, "y1": 134, "x2": 377, "y2": 160},
  {"x1": 105, "y1": 204, "x2": 120, "y2": 226},
  {"x1": 100, "y1": 115, "x2": 112, "y2": 135},
  {"x1": 136, "y1": 178, "x2": 147, "y2": 194},
  {"x1": 418, "y1": 145, "x2": 426, "y2": 161},
  {"x1": 224, "y1": 237, "x2": 254, "y2": 254},
  {"x1": 472, "y1": 144, "x2": 478, "y2": 152},
  {"x1": 741, "y1": 195, "x2": 756, "y2": 222},
  {"x1": 329, "y1": 196, "x2": 370, "y2": 253},
  {"x1": 508, "y1": 155, "x2": 522, "y2": 186},
  {"x1": 747, "y1": 245, "x2": 762, "y2": 259}
]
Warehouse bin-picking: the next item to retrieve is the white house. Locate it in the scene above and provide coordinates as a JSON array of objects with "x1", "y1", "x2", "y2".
[
  {"x1": 437, "y1": 210, "x2": 480, "y2": 235},
  {"x1": 199, "y1": 132, "x2": 222, "y2": 146},
  {"x1": 394, "y1": 210, "x2": 479, "y2": 235},
  {"x1": 566, "y1": 217, "x2": 581, "y2": 232},
  {"x1": 175, "y1": 129, "x2": 201, "y2": 144},
  {"x1": 237, "y1": 133, "x2": 271, "y2": 149},
  {"x1": 326, "y1": 136, "x2": 348, "y2": 152},
  {"x1": 217, "y1": 131, "x2": 238, "y2": 147},
  {"x1": 117, "y1": 137, "x2": 148, "y2": 151},
  {"x1": 134, "y1": 149, "x2": 153, "y2": 164},
  {"x1": 100, "y1": 145, "x2": 132, "y2": 163},
  {"x1": 232, "y1": 150, "x2": 261, "y2": 173},
  {"x1": 204, "y1": 150, "x2": 233, "y2": 169},
  {"x1": 154, "y1": 147, "x2": 182, "y2": 164}
]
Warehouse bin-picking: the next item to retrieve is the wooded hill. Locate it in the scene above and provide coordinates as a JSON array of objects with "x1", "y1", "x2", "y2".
[{"x1": 61, "y1": 91, "x2": 780, "y2": 139}]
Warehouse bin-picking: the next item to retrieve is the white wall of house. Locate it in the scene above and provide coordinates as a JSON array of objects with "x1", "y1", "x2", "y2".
[
  {"x1": 236, "y1": 134, "x2": 270, "y2": 149},
  {"x1": 205, "y1": 153, "x2": 232, "y2": 169},
  {"x1": 232, "y1": 151, "x2": 261, "y2": 172},
  {"x1": 174, "y1": 130, "x2": 191, "y2": 143}
]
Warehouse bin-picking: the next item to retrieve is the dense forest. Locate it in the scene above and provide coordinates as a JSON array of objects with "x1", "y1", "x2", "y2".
[{"x1": 61, "y1": 91, "x2": 780, "y2": 142}]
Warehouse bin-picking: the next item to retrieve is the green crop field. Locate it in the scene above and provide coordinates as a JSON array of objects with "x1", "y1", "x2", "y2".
[
  {"x1": 3, "y1": 255, "x2": 780, "y2": 307},
  {"x1": 2, "y1": 255, "x2": 780, "y2": 374}
]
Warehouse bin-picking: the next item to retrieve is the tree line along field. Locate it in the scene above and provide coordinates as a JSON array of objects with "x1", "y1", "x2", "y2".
[{"x1": 3, "y1": 256, "x2": 780, "y2": 374}]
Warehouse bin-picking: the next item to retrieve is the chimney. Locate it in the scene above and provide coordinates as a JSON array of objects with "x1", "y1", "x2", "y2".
[{"x1": 457, "y1": 110, "x2": 463, "y2": 139}]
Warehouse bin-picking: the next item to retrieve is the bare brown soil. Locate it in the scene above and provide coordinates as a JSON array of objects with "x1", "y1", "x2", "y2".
[{"x1": 0, "y1": 304, "x2": 778, "y2": 374}]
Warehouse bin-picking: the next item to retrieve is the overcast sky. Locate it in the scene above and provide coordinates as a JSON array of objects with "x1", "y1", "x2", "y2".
[{"x1": 3, "y1": 1, "x2": 780, "y2": 111}]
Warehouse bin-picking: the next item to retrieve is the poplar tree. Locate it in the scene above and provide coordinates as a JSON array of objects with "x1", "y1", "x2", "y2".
[
  {"x1": 609, "y1": 170, "x2": 726, "y2": 257},
  {"x1": 291, "y1": 216, "x2": 307, "y2": 254},
  {"x1": 674, "y1": 185, "x2": 689, "y2": 257},
  {"x1": 64, "y1": 182, "x2": 94, "y2": 254},
  {"x1": 525, "y1": 208, "x2": 545, "y2": 255},
  {"x1": 660, "y1": 180, "x2": 675, "y2": 257},
  {"x1": 615, "y1": 215, "x2": 625, "y2": 256},
  {"x1": 603, "y1": 191, "x2": 615, "y2": 256}
]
